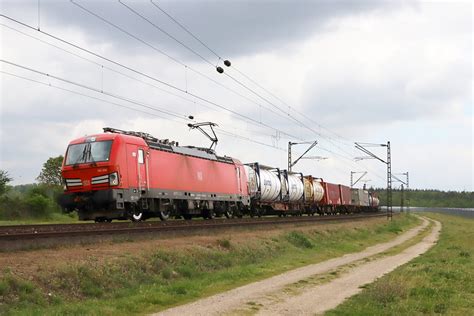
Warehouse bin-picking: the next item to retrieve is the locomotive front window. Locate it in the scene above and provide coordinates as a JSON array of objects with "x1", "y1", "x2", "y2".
[{"x1": 65, "y1": 140, "x2": 113, "y2": 165}]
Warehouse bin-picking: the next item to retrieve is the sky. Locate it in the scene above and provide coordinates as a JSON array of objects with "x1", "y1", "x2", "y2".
[{"x1": 0, "y1": 0, "x2": 472, "y2": 191}]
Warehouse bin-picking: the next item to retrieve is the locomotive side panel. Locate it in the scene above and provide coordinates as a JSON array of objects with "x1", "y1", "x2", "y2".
[{"x1": 147, "y1": 149, "x2": 242, "y2": 195}]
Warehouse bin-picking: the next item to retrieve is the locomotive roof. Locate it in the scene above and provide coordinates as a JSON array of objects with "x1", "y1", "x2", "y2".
[
  {"x1": 146, "y1": 139, "x2": 235, "y2": 164},
  {"x1": 69, "y1": 130, "x2": 236, "y2": 164}
]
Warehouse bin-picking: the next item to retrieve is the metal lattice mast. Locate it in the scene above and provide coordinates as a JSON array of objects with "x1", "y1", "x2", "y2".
[
  {"x1": 288, "y1": 141, "x2": 318, "y2": 172},
  {"x1": 393, "y1": 171, "x2": 409, "y2": 214},
  {"x1": 406, "y1": 172, "x2": 410, "y2": 213},
  {"x1": 350, "y1": 171, "x2": 368, "y2": 188},
  {"x1": 400, "y1": 184, "x2": 404, "y2": 212},
  {"x1": 354, "y1": 141, "x2": 392, "y2": 220},
  {"x1": 387, "y1": 141, "x2": 392, "y2": 219}
]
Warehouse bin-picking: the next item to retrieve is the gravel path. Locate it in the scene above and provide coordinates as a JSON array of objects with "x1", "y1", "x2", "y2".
[
  {"x1": 258, "y1": 218, "x2": 441, "y2": 315},
  {"x1": 154, "y1": 217, "x2": 435, "y2": 316}
]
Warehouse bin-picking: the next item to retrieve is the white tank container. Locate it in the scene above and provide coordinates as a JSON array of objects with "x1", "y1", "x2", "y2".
[
  {"x1": 303, "y1": 178, "x2": 314, "y2": 202},
  {"x1": 260, "y1": 169, "x2": 282, "y2": 202},
  {"x1": 312, "y1": 180, "x2": 324, "y2": 202},
  {"x1": 287, "y1": 174, "x2": 304, "y2": 202}
]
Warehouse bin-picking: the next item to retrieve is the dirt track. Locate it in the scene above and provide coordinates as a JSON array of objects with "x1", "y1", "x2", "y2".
[{"x1": 155, "y1": 217, "x2": 440, "y2": 316}]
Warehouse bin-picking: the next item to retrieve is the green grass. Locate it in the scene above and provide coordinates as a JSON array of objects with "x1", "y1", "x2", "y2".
[
  {"x1": 0, "y1": 213, "x2": 83, "y2": 226},
  {"x1": 327, "y1": 212, "x2": 474, "y2": 316},
  {"x1": 0, "y1": 214, "x2": 419, "y2": 315}
]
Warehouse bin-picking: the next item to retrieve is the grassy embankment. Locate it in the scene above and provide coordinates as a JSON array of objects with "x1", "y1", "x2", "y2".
[
  {"x1": 327, "y1": 212, "x2": 474, "y2": 315},
  {"x1": 0, "y1": 214, "x2": 418, "y2": 315}
]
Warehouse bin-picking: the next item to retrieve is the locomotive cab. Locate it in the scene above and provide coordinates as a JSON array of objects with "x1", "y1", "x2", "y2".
[{"x1": 59, "y1": 133, "x2": 134, "y2": 221}]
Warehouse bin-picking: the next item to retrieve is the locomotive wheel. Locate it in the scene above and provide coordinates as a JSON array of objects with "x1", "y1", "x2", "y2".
[
  {"x1": 131, "y1": 212, "x2": 144, "y2": 222},
  {"x1": 159, "y1": 210, "x2": 170, "y2": 221},
  {"x1": 202, "y1": 209, "x2": 215, "y2": 219},
  {"x1": 183, "y1": 214, "x2": 192, "y2": 220},
  {"x1": 224, "y1": 209, "x2": 234, "y2": 218}
]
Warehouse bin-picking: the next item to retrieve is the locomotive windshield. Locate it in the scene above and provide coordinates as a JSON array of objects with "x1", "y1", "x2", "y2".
[{"x1": 65, "y1": 140, "x2": 113, "y2": 165}]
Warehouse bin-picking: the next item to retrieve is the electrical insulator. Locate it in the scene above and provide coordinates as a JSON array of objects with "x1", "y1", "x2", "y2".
[
  {"x1": 224, "y1": 60, "x2": 231, "y2": 67},
  {"x1": 216, "y1": 66, "x2": 224, "y2": 73}
]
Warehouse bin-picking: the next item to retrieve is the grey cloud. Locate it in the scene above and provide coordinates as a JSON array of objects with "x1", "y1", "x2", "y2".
[{"x1": 2, "y1": 0, "x2": 398, "y2": 61}]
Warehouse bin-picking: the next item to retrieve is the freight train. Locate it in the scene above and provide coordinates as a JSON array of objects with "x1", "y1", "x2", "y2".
[{"x1": 59, "y1": 128, "x2": 379, "y2": 222}]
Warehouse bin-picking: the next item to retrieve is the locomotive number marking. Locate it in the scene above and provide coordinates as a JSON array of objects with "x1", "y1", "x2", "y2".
[{"x1": 197, "y1": 171, "x2": 203, "y2": 181}]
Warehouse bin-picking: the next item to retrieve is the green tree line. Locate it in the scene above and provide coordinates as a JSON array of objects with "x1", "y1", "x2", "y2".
[{"x1": 372, "y1": 188, "x2": 473, "y2": 208}]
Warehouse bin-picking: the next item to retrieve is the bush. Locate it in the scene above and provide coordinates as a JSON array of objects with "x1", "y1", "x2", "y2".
[
  {"x1": 286, "y1": 231, "x2": 314, "y2": 249},
  {"x1": 0, "y1": 184, "x2": 62, "y2": 220},
  {"x1": 25, "y1": 194, "x2": 53, "y2": 218}
]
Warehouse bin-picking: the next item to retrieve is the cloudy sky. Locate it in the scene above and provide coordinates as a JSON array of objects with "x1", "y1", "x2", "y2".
[{"x1": 1, "y1": 0, "x2": 472, "y2": 191}]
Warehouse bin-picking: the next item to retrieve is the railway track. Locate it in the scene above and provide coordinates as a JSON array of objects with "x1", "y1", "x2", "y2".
[{"x1": 0, "y1": 213, "x2": 386, "y2": 242}]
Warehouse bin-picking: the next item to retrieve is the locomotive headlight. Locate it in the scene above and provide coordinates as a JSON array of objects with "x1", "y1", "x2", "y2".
[{"x1": 109, "y1": 172, "x2": 119, "y2": 186}]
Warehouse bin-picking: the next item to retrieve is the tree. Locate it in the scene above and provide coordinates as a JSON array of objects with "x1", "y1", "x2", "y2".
[
  {"x1": 0, "y1": 170, "x2": 12, "y2": 195},
  {"x1": 37, "y1": 156, "x2": 64, "y2": 186}
]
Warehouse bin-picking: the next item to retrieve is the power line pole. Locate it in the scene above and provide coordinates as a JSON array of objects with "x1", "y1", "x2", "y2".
[
  {"x1": 387, "y1": 141, "x2": 392, "y2": 219},
  {"x1": 400, "y1": 184, "x2": 404, "y2": 212},
  {"x1": 393, "y1": 172, "x2": 409, "y2": 213},
  {"x1": 406, "y1": 172, "x2": 410, "y2": 213},
  {"x1": 288, "y1": 141, "x2": 318, "y2": 172},
  {"x1": 350, "y1": 171, "x2": 368, "y2": 188},
  {"x1": 354, "y1": 141, "x2": 392, "y2": 220}
]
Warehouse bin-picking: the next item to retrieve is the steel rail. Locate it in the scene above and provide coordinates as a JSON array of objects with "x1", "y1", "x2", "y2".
[{"x1": 0, "y1": 213, "x2": 386, "y2": 241}]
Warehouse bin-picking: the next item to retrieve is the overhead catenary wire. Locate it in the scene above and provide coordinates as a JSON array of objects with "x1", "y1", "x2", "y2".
[
  {"x1": 112, "y1": 0, "x2": 338, "y2": 145},
  {"x1": 70, "y1": 1, "x2": 295, "y2": 127},
  {"x1": 144, "y1": 1, "x2": 374, "y2": 164},
  {"x1": 150, "y1": 0, "x2": 221, "y2": 61},
  {"x1": 118, "y1": 0, "x2": 214, "y2": 67},
  {"x1": 0, "y1": 23, "x2": 274, "y2": 136},
  {"x1": 2, "y1": 24, "x2": 279, "y2": 139},
  {"x1": 5, "y1": 35, "x2": 382, "y2": 183},
  {"x1": 0, "y1": 70, "x2": 182, "y2": 122},
  {"x1": 0, "y1": 14, "x2": 305, "y2": 142},
  {"x1": 1, "y1": 59, "x2": 192, "y2": 121},
  {"x1": 1, "y1": 10, "x2": 387, "y2": 183},
  {"x1": 1, "y1": 70, "x2": 285, "y2": 151}
]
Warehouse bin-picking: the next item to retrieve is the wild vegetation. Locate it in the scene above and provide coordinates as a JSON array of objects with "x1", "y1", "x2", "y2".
[
  {"x1": 0, "y1": 156, "x2": 72, "y2": 221},
  {"x1": 0, "y1": 215, "x2": 418, "y2": 315},
  {"x1": 327, "y1": 213, "x2": 474, "y2": 315}
]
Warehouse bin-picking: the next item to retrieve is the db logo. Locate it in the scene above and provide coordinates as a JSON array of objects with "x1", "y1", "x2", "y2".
[{"x1": 83, "y1": 180, "x2": 90, "y2": 186}]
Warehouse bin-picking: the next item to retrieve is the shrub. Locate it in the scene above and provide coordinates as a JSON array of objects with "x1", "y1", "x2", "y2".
[
  {"x1": 217, "y1": 238, "x2": 232, "y2": 249},
  {"x1": 286, "y1": 231, "x2": 314, "y2": 249},
  {"x1": 368, "y1": 277, "x2": 407, "y2": 305}
]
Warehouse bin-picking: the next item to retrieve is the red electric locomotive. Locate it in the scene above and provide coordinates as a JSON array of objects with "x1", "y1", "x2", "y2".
[{"x1": 60, "y1": 127, "x2": 249, "y2": 222}]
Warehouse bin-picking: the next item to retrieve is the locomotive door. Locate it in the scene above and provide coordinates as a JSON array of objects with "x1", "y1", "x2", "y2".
[
  {"x1": 236, "y1": 166, "x2": 242, "y2": 194},
  {"x1": 137, "y1": 147, "x2": 148, "y2": 192},
  {"x1": 126, "y1": 144, "x2": 148, "y2": 193}
]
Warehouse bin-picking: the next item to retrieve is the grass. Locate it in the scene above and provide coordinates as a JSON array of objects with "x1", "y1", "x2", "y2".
[
  {"x1": 327, "y1": 212, "x2": 474, "y2": 315},
  {"x1": 0, "y1": 214, "x2": 419, "y2": 315},
  {"x1": 0, "y1": 212, "x2": 83, "y2": 226}
]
